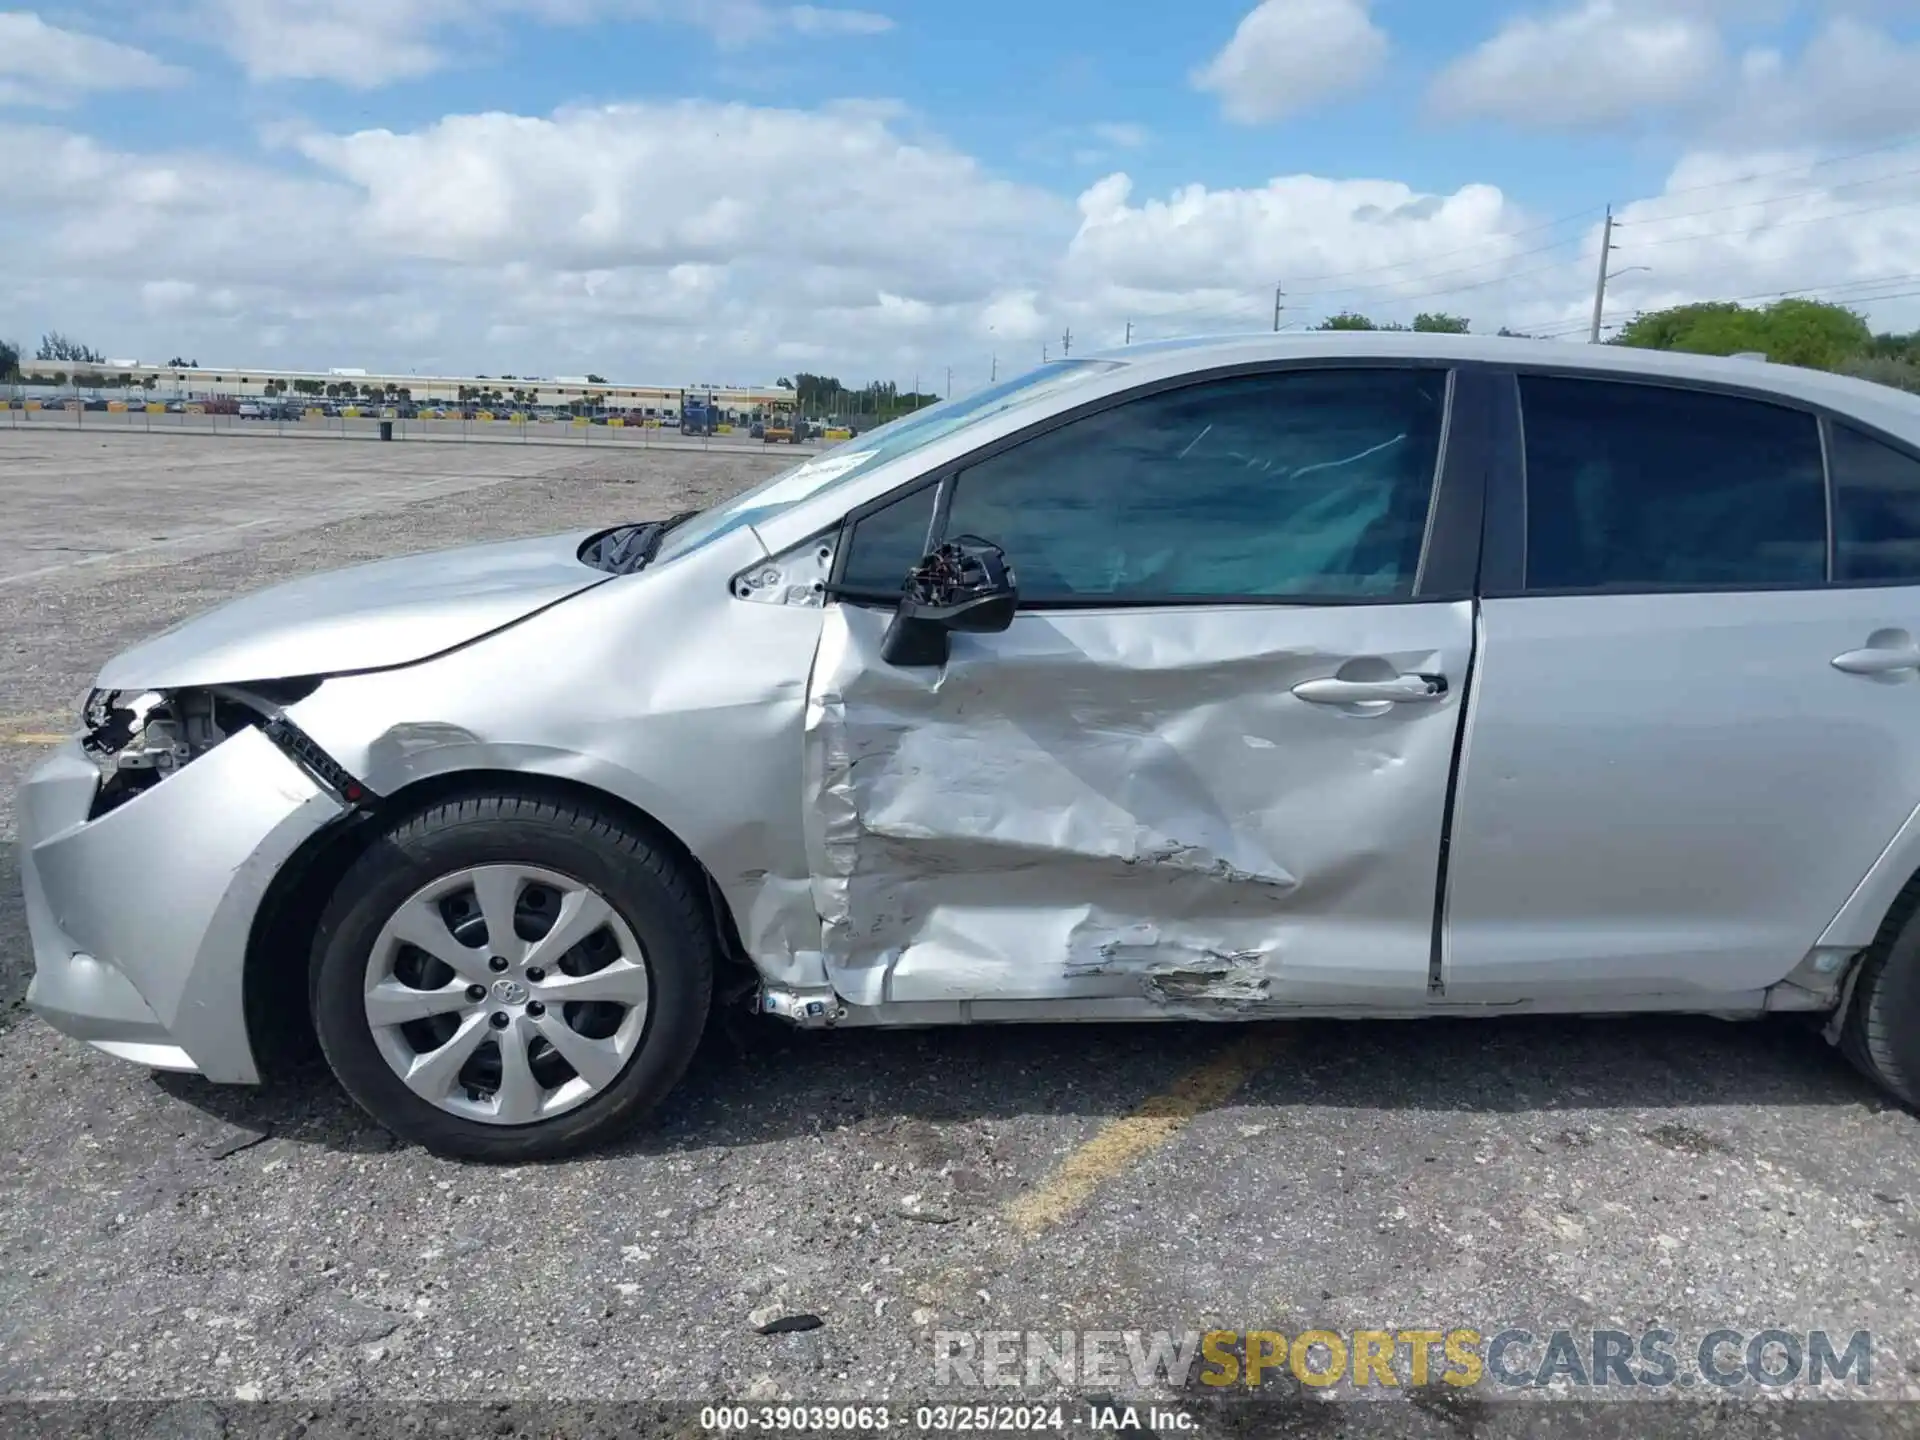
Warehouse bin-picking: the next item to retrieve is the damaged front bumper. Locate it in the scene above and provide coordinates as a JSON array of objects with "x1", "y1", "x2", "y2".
[{"x1": 19, "y1": 729, "x2": 348, "y2": 1082}]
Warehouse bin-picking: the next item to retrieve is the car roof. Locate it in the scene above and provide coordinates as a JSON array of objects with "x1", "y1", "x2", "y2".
[{"x1": 1082, "y1": 330, "x2": 1920, "y2": 444}]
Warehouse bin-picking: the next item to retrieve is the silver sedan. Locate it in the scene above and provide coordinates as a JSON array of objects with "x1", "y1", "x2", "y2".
[{"x1": 19, "y1": 332, "x2": 1920, "y2": 1159}]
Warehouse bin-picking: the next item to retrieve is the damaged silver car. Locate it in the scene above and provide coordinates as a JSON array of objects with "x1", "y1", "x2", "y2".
[{"x1": 21, "y1": 333, "x2": 1920, "y2": 1158}]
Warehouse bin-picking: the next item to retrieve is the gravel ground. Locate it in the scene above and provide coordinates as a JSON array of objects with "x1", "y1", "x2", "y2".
[{"x1": 2, "y1": 429, "x2": 1919, "y2": 1431}]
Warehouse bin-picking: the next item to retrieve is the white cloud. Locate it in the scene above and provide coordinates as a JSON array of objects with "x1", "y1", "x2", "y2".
[
  {"x1": 788, "y1": 4, "x2": 892, "y2": 34},
  {"x1": 6, "y1": 100, "x2": 1919, "y2": 386},
  {"x1": 292, "y1": 101, "x2": 1053, "y2": 283},
  {"x1": 0, "y1": 11, "x2": 186, "y2": 106},
  {"x1": 1089, "y1": 121, "x2": 1150, "y2": 149},
  {"x1": 1192, "y1": 0, "x2": 1388, "y2": 124},
  {"x1": 205, "y1": 0, "x2": 452, "y2": 86},
  {"x1": 0, "y1": 102, "x2": 1066, "y2": 380},
  {"x1": 1723, "y1": 17, "x2": 1920, "y2": 142},
  {"x1": 1045, "y1": 146, "x2": 1920, "y2": 344},
  {"x1": 1428, "y1": 0, "x2": 1722, "y2": 129},
  {"x1": 203, "y1": 0, "x2": 893, "y2": 85}
]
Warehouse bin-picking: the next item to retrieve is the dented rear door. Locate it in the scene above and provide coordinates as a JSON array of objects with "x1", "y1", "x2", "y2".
[{"x1": 804, "y1": 363, "x2": 1490, "y2": 1012}]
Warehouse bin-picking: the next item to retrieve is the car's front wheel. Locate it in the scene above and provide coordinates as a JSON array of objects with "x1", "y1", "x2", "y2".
[{"x1": 310, "y1": 791, "x2": 713, "y2": 1161}]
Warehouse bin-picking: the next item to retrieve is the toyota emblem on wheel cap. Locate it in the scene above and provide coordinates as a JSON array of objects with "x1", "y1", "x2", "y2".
[{"x1": 490, "y1": 978, "x2": 529, "y2": 1006}]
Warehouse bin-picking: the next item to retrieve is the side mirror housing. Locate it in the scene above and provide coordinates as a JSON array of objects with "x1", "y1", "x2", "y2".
[{"x1": 880, "y1": 536, "x2": 1018, "y2": 667}]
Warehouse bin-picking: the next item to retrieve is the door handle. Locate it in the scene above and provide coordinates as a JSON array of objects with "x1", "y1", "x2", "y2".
[
  {"x1": 1292, "y1": 673, "x2": 1448, "y2": 705},
  {"x1": 1832, "y1": 645, "x2": 1920, "y2": 676}
]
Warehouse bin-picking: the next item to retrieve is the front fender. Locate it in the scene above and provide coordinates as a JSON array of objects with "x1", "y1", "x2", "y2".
[{"x1": 282, "y1": 540, "x2": 831, "y2": 988}]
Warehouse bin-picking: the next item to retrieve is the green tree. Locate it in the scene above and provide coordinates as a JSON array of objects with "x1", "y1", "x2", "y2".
[
  {"x1": 1411, "y1": 312, "x2": 1470, "y2": 334},
  {"x1": 37, "y1": 331, "x2": 104, "y2": 364},
  {"x1": 0, "y1": 338, "x2": 20, "y2": 380},
  {"x1": 1838, "y1": 355, "x2": 1920, "y2": 394},
  {"x1": 1612, "y1": 297, "x2": 1873, "y2": 371},
  {"x1": 1314, "y1": 311, "x2": 1378, "y2": 330},
  {"x1": 585, "y1": 372, "x2": 607, "y2": 384}
]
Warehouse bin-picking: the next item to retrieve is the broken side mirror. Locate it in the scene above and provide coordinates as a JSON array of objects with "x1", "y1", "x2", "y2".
[{"x1": 880, "y1": 536, "x2": 1018, "y2": 667}]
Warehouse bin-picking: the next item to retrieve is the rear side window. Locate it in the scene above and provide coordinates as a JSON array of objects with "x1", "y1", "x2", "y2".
[
  {"x1": 1832, "y1": 423, "x2": 1920, "y2": 583},
  {"x1": 1519, "y1": 377, "x2": 1827, "y2": 591}
]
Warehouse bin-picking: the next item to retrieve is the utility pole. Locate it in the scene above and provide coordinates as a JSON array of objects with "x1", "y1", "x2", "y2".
[
  {"x1": 990, "y1": 353, "x2": 997, "y2": 382},
  {"x1": 1588, "y1": 205, "x2": 1615, "y2": 344},
  {"x1": 945, "y1": 366, "x2": 951, "y2": 399},
  {"x1": 1061, "y1": 327, "x2": 1072, "y2": 357},
  {"x1": 1124, "y1": 319, "x2": 1132, "y2": 345},
  {"x1": 1043, "y1": 343, "x2": 1049, "y2": 363},
  {"x1": 1273, "y1": 282, "x2": 1285, "y2": 332}
]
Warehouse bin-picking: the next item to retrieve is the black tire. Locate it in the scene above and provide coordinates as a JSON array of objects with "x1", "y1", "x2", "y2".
[
  {"x1": 1839, "y1": 875, "x2": 1920, "y2": 1108},
  {"x1": 310, "y1": 790, "x2": 713, "y2": 1161}
]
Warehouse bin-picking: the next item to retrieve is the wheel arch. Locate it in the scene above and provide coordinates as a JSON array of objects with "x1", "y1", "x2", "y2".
[
  {"x1": 1818, "y1": 797, "x2": 1920, "y2": 958},
  {"x1": 242, "y1": 769, "x2": 753, "y2": 1077}
]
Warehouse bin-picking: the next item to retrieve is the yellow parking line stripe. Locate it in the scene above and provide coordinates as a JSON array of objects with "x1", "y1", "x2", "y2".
[
  {"x1": 3, "y1": 733, "x2": 67, "y2": 745},
  {"x1": 1003, "y1": 1029, "x2": 1284, "y2": 1236}
]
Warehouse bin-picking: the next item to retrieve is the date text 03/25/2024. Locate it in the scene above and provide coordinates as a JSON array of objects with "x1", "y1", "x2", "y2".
[{"x1": 697, "y1": 1404, "x2": 1192, "y2": 1432}]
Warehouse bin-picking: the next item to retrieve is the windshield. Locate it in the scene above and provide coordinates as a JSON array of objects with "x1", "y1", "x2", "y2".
[{"x1": 653, "y1": 359, "x2": 1124, "y2": 563}]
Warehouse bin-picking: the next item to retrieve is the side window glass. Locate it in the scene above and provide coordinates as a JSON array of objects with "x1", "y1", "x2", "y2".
[
  {"x1": 1519, "y1": 377, "x2": 1826, "y2": 591},
  {"x1": 1832, "y1": 423, "x2": 1920, "y2": 583},
  {"x1": 839, "y1": 482, "x2": 938, "y2": 595},
  {"x1": 938, "y1": 368, "x2": 1448, "y2": 601}
]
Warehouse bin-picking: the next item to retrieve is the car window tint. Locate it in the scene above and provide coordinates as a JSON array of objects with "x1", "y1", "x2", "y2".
[
  {"x1": 1832, "y1": 423, "x2": 1920, "y2": 583},
  {"x1": 936, "y1": 368, "x2": 1447, "y2": 601},
  {"x1": 1519, "y1": 377, "x2": 1826, "y2": 591},
  {"x1": 840, "y1": 481, "x2": 938, "y2": 594}
]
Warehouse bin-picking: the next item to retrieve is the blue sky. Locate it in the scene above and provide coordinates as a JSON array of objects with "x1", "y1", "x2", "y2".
[{"x1": 4, "y1": 0, "x2": 1920, "y2": 384}]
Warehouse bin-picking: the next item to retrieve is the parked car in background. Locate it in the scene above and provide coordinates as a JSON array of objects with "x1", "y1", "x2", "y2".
[{"x1": 21, "y1": 333, "x2": 1920, "y2": 1161}]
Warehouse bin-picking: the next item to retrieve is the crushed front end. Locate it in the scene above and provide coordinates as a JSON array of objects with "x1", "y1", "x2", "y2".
[{"x1": 18, "y1": 684, "x2": 353, "y2": 1081}]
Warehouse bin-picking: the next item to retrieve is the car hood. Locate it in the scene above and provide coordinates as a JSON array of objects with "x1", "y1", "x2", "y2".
[{"x1": 96, "y1": 529, "x2": 616, "y2": 690}]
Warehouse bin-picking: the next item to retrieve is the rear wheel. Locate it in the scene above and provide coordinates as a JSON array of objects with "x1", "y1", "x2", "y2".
[
  {"x1": 1839, "y1": 877, "x2": 1920, "y2": 1108},
  {"x1": 310, "y1": 791, "x2": 713, "y2": 1160}
]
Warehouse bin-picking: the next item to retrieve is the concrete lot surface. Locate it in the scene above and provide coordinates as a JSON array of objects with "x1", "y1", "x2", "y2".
[{"x1": 2, "y1": 429, "x2": 1919, "y2": 1424}]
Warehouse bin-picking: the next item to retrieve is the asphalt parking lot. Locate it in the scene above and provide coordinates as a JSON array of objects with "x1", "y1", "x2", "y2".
[{"x1": 3, "y1": 429, "x2": 1920, "y2": 1423}]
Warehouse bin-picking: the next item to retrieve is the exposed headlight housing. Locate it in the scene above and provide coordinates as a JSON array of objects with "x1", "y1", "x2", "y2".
[{"x1": 79, "y1": 681, "x2": 321, "y2": 816}]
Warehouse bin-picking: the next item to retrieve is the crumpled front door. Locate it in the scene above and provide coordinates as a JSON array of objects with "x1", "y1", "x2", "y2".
[{"x1": 802, "y1": 597, "x2": 1474, "y2": 1014}]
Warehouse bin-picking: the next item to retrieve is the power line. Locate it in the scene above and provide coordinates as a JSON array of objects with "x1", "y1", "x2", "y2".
[
  {"x1": 1617, "y1": 163, "x2": 1920, "y2": 229},
  {"x1": 1367, "y1": 252, "x2": 1598, "y2": 309},
  {"x1": 1281, "y1": 204, "x2": 1604, "y2": 287},
  {"x1": 1617, "y1": 195, "x2": 1920, "y2": 251},
  {"x1": 1286, "y1": 231, "x2": 1588, "y2": 300},
  {"x1": 1625, "y1": 135, "x2": 1920, "y2": 212},
  {"x1": 1517, "y1": 271, "x2": 1920, "y2": 340},
  {"x1": 1723, "y1": 271, "x2": 1920, "y2": 304}
]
